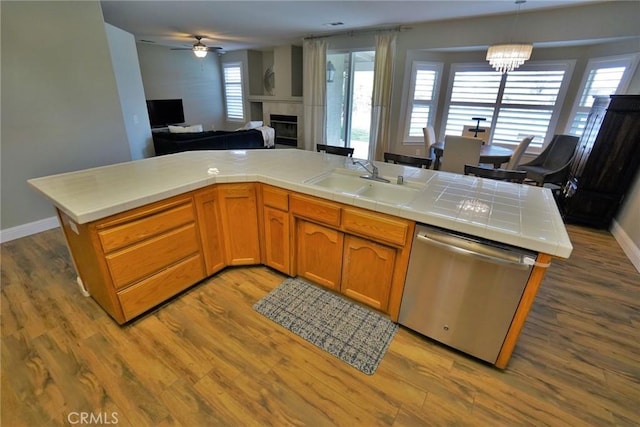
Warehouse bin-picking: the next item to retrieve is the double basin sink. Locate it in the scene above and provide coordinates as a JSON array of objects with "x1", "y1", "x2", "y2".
[{"x1": 305, "y1": 168, "x2": 424, "y2": 205}]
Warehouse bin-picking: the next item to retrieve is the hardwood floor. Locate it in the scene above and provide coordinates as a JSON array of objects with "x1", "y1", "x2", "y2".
[{"x1": 2, "y1": 225, "x2": 639, "y2": 426}]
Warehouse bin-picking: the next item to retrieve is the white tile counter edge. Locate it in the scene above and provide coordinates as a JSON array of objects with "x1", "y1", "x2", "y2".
[{"x1": 27, "y1": 149, "x2": 573, "y2": 258}]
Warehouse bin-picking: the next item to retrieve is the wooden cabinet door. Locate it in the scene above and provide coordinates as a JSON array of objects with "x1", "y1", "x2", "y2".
[
  {"x1": 263, "y1": 206, "x2": 290, "y2": 274},
  {"x1": 579, "y1": 96, "x2": 640, "y2": 193},
  {"x1": 218, "y1": 184, "x2": 261, "y2": 265},
  {"x1": 194, "y1": 187, "x2": 226, "y2": 275},
  {"x1": 296, "y1": 220, "x2": 343, "y2": 291},
  {"x1": 341, "y1": 235, "x2": 395, "y2": 311}
]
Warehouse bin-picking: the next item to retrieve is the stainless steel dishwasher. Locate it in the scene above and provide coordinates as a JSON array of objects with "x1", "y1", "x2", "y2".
[{"x1": 398, "y1": 224, "x2": 537, "y2": 364}]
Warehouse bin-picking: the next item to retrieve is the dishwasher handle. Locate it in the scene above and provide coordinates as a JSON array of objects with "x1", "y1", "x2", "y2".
[{"x1": 415, "y1": 231, "x2": 536, "y2": 268}]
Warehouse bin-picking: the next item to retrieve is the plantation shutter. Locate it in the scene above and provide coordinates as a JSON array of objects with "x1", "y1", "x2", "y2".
[
  {"x1": 492, "y1": 70, "x2": 565, "y2": 149},
  {"x1": 444, "y1": 64, "x2": 569, "y2": 150},
  {"x1": 407, "y1": 65, "x2": 438, "y2": 137},
  {"x1": 568, "y1": 66, "x2": 626, "y2": 136},
  {"x1": 223, "y1": 63, "x2": 245, "y2": 121}
]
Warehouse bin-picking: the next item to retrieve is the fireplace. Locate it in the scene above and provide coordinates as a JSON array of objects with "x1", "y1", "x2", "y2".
[{"x1": 270, "y1": 114, "x2": 298, "y2": 147}]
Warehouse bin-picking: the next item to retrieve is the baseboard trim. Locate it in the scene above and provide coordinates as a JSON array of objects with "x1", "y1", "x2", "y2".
[
  {"x1": 0, "y1": 216, "x2": 60, "y2": 243},
  {"x1": 611, "y1": 220, "x2": 640, "y2": 273}
]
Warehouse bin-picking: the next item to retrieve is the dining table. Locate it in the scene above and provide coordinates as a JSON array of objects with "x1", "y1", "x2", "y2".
[{"x1": 431, "y1": 142, "x2": 514, "y2": 170}]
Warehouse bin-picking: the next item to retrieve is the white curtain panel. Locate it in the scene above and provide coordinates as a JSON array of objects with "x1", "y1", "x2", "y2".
[
  {"x1": 303, "y1": 39, "x2": 327, "y2": 151},
  {"x1": 370, "y1": 32, "x2": 397, "y2": 161}
]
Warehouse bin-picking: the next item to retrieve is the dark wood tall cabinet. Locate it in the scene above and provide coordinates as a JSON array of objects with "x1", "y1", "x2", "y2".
[{"x1": 559, "y1": 95, "x2": 640, "y2": 229}]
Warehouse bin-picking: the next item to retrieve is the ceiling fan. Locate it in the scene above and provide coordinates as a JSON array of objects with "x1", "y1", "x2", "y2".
[{"x1": 171, "y1": 36, "x2": 222, "y2": 58}]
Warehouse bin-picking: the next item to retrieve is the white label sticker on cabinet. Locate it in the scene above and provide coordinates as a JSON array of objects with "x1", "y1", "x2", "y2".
[{"x1": 69, "y1": 220, "x2": 79, "y2": 235}]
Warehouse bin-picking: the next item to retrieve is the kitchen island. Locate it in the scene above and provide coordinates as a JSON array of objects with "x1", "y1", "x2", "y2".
[{"x1": 28, "y1": 149, "x2": 572, "y2": 368}]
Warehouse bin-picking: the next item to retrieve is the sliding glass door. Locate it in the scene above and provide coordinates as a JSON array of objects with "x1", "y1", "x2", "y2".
[{"x1": 326, "y1": 51, "x2": 375, "y2": 159}]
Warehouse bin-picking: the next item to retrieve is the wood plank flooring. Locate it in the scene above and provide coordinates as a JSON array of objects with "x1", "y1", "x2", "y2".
[{"x1": 1, "y1": 225, "x2": 639, "y2": 426}]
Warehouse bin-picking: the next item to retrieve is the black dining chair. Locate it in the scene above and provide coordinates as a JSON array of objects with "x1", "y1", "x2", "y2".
[
  {"x1": 316, "y1": 144, "x2": 354, "y2": 157},
  {"x1": 464, "y1": 164, "x2": 527, "y2": 183},
  {"x1": 383, "y1": 152, "x2": 433, "y2": 169}
]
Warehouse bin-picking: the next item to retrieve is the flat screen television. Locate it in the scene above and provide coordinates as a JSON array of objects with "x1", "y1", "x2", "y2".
[{"x1": 146, "y1": 99, "x2": 185, "y2": 128}]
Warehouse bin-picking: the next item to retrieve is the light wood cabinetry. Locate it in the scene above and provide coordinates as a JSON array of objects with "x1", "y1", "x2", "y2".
[
  {"x1": 289, "y1": 192, "x2": 414, "y2": 318},
  {"x1": 341, "y1": 235, "x2": 396, "y2": 311},
  {"x1": 194, "y1": 187, "x2": 226, "y2": 275},
  {"x1": 59, "y1": 195, "x2": 207, "y2": 324},
  {"x1": 105, "y1": 223, "x2": 200, "y2": 290},
  {"x1": 342, "y1": 235, "x2": 395, "y2": 311},
  {"x1": 261, "y1": 185, "x2": 291, "y2": 274},
  {"x1": 97, "y1": 201, "x2": 194, "y2": 252},
  {"x1": 58, "y1": 183, "x2": 263, "y2": 324},
  {"x1": 58, "y1": 181, "x2": 413, "y2": 324},
  {"x1": 290, "y1": 193, "x2": 341, "y2": 227},
  {"x1": 96, "y1": 197, "x2": 206, "y2": 321},
  {"x1": 218, "y1": 183, "x2": 261, "y2": 265},
  {"x1": 296, "y1": 220, "x2": 344, "y2": 291},
  {"x1": 117, "y1": 254, "x2": 204, "y2": 320},
  {"x1": 342, "y1": 207, "x2": 409, "y2": 247}
]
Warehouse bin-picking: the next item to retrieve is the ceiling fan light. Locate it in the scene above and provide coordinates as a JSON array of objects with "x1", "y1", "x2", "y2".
[
  {"x1": 193, "y1": 42, "x2": 208, "y2": 58},
  {"x1": 486, "y1": 43, "x2": 532, "y2": 73}
]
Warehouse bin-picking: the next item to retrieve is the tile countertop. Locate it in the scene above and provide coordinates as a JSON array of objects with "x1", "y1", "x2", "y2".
[{"x1": 28, "y1": 149, "x2": 573, "y2": 258}]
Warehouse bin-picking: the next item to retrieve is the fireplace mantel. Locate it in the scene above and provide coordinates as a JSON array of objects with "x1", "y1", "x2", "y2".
[{"x1": 247, "y1": 96, "x2": 302, "y2": 104}]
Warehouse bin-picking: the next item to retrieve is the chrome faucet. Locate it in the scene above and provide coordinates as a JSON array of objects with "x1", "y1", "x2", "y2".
[{"x1": 352, "y1": 160, "x2": 391, "y2": 183}]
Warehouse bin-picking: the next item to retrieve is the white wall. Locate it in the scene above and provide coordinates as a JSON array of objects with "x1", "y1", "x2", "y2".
[
  {"x1": 105, "y1": 23, "x2": 153, "y2": 160},
  {"x1": 1, "y1": 1, "x2": 132, "y2": 233},
  {"x1": 136, "y1": 43, "x2": 225, "y2": 132},
  {"x1": 615, "y1": 174, "x2": 640, "y2": 253}
]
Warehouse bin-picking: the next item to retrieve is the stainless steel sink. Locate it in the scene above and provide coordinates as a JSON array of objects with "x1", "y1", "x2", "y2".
[{"x1": 305, "y1": 168, "x2": 424, "y2": 205}]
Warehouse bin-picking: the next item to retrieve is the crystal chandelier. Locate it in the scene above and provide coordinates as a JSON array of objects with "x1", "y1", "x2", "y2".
[
  {"x1": 486, "y1": 0, "x2": 532, "y2": 73},
  {"x1": 486, "y1": 43, "x2": 532, "y2": 73}
]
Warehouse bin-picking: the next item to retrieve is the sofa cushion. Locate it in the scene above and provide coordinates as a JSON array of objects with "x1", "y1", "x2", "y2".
[{"x1": 168, "y1": 124, "x2": 204, "y2": 133}]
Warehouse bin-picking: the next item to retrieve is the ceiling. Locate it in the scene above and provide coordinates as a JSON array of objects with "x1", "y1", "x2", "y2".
[{"x1": 100, "y1": 0, "x2": 603, "y2": 53}]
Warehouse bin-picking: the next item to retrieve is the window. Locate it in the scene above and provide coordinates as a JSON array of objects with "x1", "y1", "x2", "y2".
[
  {"x1": 443, "y1": 62, "x2": 572, "y2": 151},
  {"x1": 567, "y1": 54, "x2": 639, "y2": 136},
  {"x1": 403, "y1": 62, "x2": 442, "y2": 142},
  {"x1": 223, "y1": 62, "x2": 245, "y2": 121},
  {"x1": 326, "y1": 51, "x2": 375, "y2": 159}
]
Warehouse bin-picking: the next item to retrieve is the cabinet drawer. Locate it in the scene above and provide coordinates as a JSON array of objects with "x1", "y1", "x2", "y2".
[
  {"x1": 342, "y1": 207, "x2": 409, "y2": 247},
  {"x1": 262, "y1": 185, "x2": 289, "y2": 211},
  {"x1": 99, "y1": 202, "x2": 194, "y2": 253},
  {"x1": 219, "y1": 183, "x2": 255, "y2": 197},
  {"x1": 106, "y1": 223, "x2": 200, "y2": 289},
  {"x1": 290, "y1": 194, "x2": 341, "y2": 227},
  {"x1": 118, "y1": 253, "x2": 205, "y2": 320}
]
